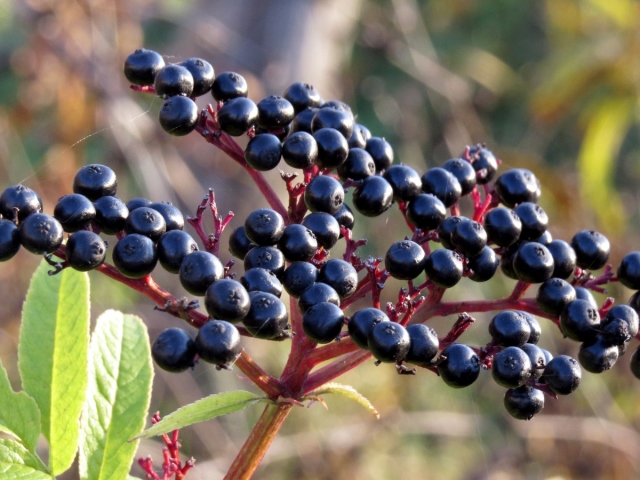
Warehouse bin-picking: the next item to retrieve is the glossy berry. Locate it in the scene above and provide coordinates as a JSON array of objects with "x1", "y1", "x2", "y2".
[
  {"x1": 53, "y1": 194, "x2": 95, "y2": 233},
  {"x1": 179, "y1": 57, "x2": 214, "y2": 97},
  {"x1": 574, "y1": 286, "x2": 598, "y2": 309},
  {"x1": 282, "y1": 132, "x2": 317, "y2": 169},
  {"x1": 148, "y1": 202, "x2": 184, "y2": 231},
  {"x1": 19, "y1": 213, "x2": 64, "y2": 254},
  {"x1": 348, "y1": 308, "x2": 390, "y2": 350},
  {"x1": 159, "y1": 96, "x2": 199, "y2": 136},
  {"x1": 483, "y1": 207, "x2": 522, "y2": 247},
  {"x1": 228, "y1": 226, "x2": 256, "y2": 260},
  {"x1": 312, "y1": 106, "x2": 353, "y2": 140},
  {"x1": 405, "y1": 324, "x2": 439, "y2": 366},
  {"x1": 284, "y1": 82, "x2": 321, "y2": 113},
  {"x1": 492, "y1": 346, "x2": 532, "y2": 388},
  {"x1": 531, "y1": 230, "x2": 553, "y2": 246},
  {"x1": 365, "y1": 137, "x2": 393, "y2": 172},
  {"x1": 282, "y1": 262, "x2": 318, "y2": 298},
  {"x1": 154, "y1": 64, "x2": 193, "y2": 97},
  {"x1": 333, "y1": 203, "x2": 355, "y2": 234},
  {"x1": 494, "y1": 168, "x2": 540, "y2": 208},
  {"x1": 126, "y1": 197, "x2": 152, "y2": 212},
  {"x1": 244, "y1": 209, "x2": 285, "y2": 246},
  {"x1": 93, "y1": 196, "x2": 128, "y2": 235},
  {"x1": 521, "y1": 311, "x2": 541, "y2": 344},
  {"x1": 437, "y1": 344, "x2": 480, "y2": 388},
  {"x1": 383, "y1": 164, "x2": 422, "y2": 202},
  {"x1": 536, "y1": 278, "x2": 576, "y2": 317},
  {"x1": 560, "y1": 299, "x2": 600, "y2": 342},
  {"x1": 243, "y1": 246, "x2": 285, "y2": 278},
  {"x1": 125, "y1": 207, "x2": 166, "y2": 242},
  {"x1": 301, "y1": 212, "x2": 340, "y2": 249},
  {"x1": 514, "y1": 203, "x2": 548, "y2": 241},
  {"x1": 179, "y1": 251, "x2": 224, "y2": 296},
  {"x1": 278, "y1": 224, "x2": 317, "y2": 262},
  {"x1": 630, "y1": 346, "x2": 640, "y2": 380},
  {"x1": 313, "y1": 128, "x2": 349, "y2": 169},
  {"x1": 520, "y1": 343, "x2": 547, "y2": 380},
  {"x1": 617, "y1": 252, "x2": 640, "y2": 289},
  {"x1": 468, "y1": 145, "x2": 498, "y2": 184},
  {"x1": 304, "y1": 175, "x2": 344, "y2": 215},
  {"x1": 204, "y1": 278, "x2": 251, "y2": 323},
  {"x1": 352, "y1": 175, "x2": 394, "y2": 217},
  {"x1": 503, "y1": 386, "x2": 544, "y2": 420},
  {"x1": 0, "y1": 185, "x2": 42, "y2": 222},
  {"x1": 436, "y1": 216, "x2": 464, "y2": 249},
  {"x1": 195, "y1": 320, "x2": 241, "y2": 368},
  {"x1": 499, "y1": 240, "x2": 522, "y2": 280},
  {"x1": 467, "y1": 246, "x2": 499, "y2": 282},
  {"x1": 451, "y1": 219, "x2": 487, "y2": 258},
  {"x1": 421, "y1": 168, "x2": 461, "y2": 208},
  {"x1": 298, "y1": 283, "x2": 340, "y2": 314},
  {"x1": 73, "y1": 164, "x2": 117, "y2": 201},
  {"x1": 349, "y1": 123, "x2": 371, "y2": 149},
  {"x1": 337, "y1": 148, "x2": 375, "y2": 181},
  {"x1": 384, "y1": 240, "x2": 426, "y2": 280},
  {"x1": 240, "y1": 268, "x2": 283, "y2": 298},
  {"x1": 217, "y1": 97, "x2": 258, "y2": 136},
  {"x1": 368, "y1": 321, "x2": 410, "y2": 363},
  {"x1": 112, "y1": 233, "x2": 157, "y2": 278},
  {"x1": 318, "y1": 259, "x2": 358, "y2": 299},
  {"x1": 424, "y1": 248, "x2": 463, "y2": 288},
  {"x1": 157, "y1": 230, "x2": 198, "y2": 274},
  {"x1": 442, "y1": 158, "x2": 476, "y2": 196},
  {"x1": 546, "y1": 239, "x2": 577, "y2": 279},
  {"x1": 603, "y1": 305, "x2": 639, "y2": 338},
  {"x1": 244, "y1": 134, "x2": 282, "y2": 171},
  {"x1": 211, "y1": 71, "x2": 248, "y2": 102},
  {"x1": 541, "y1": 355, "x2": 581, "y2": 395},
  {"x1": 570, "y1": 230, "x2": 610, "y2": 270},
  {"x1": 290, "y1": 107, "x2": 318, "y2": 134},
  {"x1": 242, "y1": 291, "x2": 289, "y2": 340},
  {"x1": 578, "y1": 336, "x2": 618, "y2": 373},
  {"x1": 257, "y1": 96, "x2": 295, "y2": 129},
  {"x1": 0, "y1": 219, "x2": 20, "y2": 261},
  {"x1": 124, "y1": 48, "x2": 165, "y2": 86},
  {"x1": 303, "y1": 301, "x2": 345, "y2": 344},
  {"x1": 513, "y1": 242, "x2": 554, "y2": 283},
  {"x1": 65, "y1": 231, "x2": 106, "y2": 271},
  {"x1": 406, "y1": 194, "x2": 446, "y2": 231},
  {"x1": 151, "y1": 328, "x2": 196, "y2": 372},
  {"x1": 489, "y1": 311, "x2": 531, "y2": 347}
]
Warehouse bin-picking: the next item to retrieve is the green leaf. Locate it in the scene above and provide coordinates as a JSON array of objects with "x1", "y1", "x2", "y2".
[
  {"x1": 0, "y1": 462, "x2": 51, "y2": 480},
  {"x1": 0, "y1": 439, "x2": 47, "y2": 473},
  {"x1": 18, "y1": 261, "x2": 90, "y2": 475},
  {"x1": 306, "y1": 382, "x2": 380, "y2": 419},
  {"x1": 0, "y1": 361, "x2": 41, "y2": 453},
  {"x1": 79, "y1": 311, "x2": 153, "y2": 480},
  {"x1": 131, "y1": 390, "x2": 266, "y2": 440}
]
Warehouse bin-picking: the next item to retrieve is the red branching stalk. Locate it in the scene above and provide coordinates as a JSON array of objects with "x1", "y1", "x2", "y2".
[{"x1": 186, "y1": 188, "x2": 234, "y2": 256}]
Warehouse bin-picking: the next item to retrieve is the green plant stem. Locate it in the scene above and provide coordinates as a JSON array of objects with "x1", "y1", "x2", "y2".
[{"x1": 223, "y1": 403, "x2": 293, "y2": 480}]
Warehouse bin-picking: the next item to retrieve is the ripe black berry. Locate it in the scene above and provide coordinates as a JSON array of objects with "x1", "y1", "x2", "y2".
[
  {"x1": 578, "y1": 336, "x2": 618, "y2": 373},
  {"x1": 0, "y1": 219, "x2": 20, "y2": 261},
  {"x1": 304, "y1": 175, "x2": 344, "y2": 215},
  {"x1": 546, "y1": 239, "x2": 577, "y2": 279},
  {"x1": 240, "y1": 268, "x2": 283, "y2": 298},
  {"x1": 243, "y1": 246, "x2": 285, "y2": 278},
  {"x1": 124, "y1": 48, "x2": 165, "y2": 86},
  {"x1": 217, "y1": 97, "x2": 258, "y2": 136},
  {"x1": 282, "y1": 262, "x2": 318, "y2": 298},
  {"x1": 257, "y1": 96, "x2": 295, "y2": 129},
  {"x1": 195, "y1": 320, "x2": 241, "y2": 368},
  {"x1": 313, "y1": 128, "x2": 349, "y2": 169},
  {"x1": 179, "y1": 57, "x2": 214, "y2": 97},
  {"x1": 421, "y1": 168, "x2": 461, "y2": 208},
  {"x1": 152, "y1": 328, "x2": 196, "y2": 372},
  {"x1": 494, "y1": 168, "x2": 540, "y2": 208},
  {"x1": 65, "y1": 231, "x2": 106, "y2": 271},
  {"x1": 303, "y1": 301, "x2": 345, "y2": 344},
  {"x1": 442, "y1": 158, "x2": 476, "y2": 196},
  {"x1": 368, "y1": 321, "x2": 410, "y2": 363},
  {"x1": 284, "y1": 82, "x2": 321, "y2": 113},
  {"x1": 112, "y1": 233, "x2": 157, "y2": 278},
  {"x1": 204, "y1": 278, "x2": 251, "y2": 323},
  {"x1": 570, "y1": 230, "x2": 610, "y2": 270},
  {"x1": 424, "y1": 248, "x2": 463, "y2": 288},
  {"x1": 277, "y1": 224, "x2": 318, "y2": 262},
  {"x1": 337, "y1": 148, "x2": 375, "y2": 181},
  {"x1": 242, "y1": 291, "x2": 289, "y2": 340},
  {"x1": 365, "y1": 137, "x2": 393, "y2": 172},
  {"x1": 312, "y1": 107, "x2": 354, "y2": 140},
  {"x1": 467, "y1": 246, "x2": 499, "y2": 282},
  {"x1": 154, "y1": 64, "x2": 194, "y2": 97},
  {"x1": 228, "y1": 226, "x2": 256, "y2": 260},
  {"x1": 282, "y1": 132, "x2": 317, "y2": 169},
  {"x1": 298, "y1": 282, "x2": 340, "y2": 314},
  {"x1": 93, "y1": 196, "x2": 128, "y2": 235},
  {"x1": 451, "y1": 219, "x2": 487, "y2": 258},
  {"x1": 301, "y1": 212, "x2": 340, "y2": 250},
  {"x1": 560, "y1": 299, "x2": 600, "y2": 342},
  {"x1": 437, "y1": 344, "x2": 480, "y2": 388},
  {"x1": 618, "y1": 251, "x2": 640, "y2": 290},
  {"x1": 520, "y1": 343, "x2": 547, "y2": 379},
  {"x1": 436, "y1": 216, "x2": 464, "y2": 249},
  {"x1": 382, "y1": 164, "x2": 422, "y2": 202},
  {"x1": 468, "y1": 145, "x2": 498, "y2": 184},
  {"x1": 211, "y1": 72, "x2": 248, "y2": 102},
  {"x1": 483, "y1": 207, "x2": 522, "y2": 248},
  {"x1": 290, "y1": 107, "x2": 318, "y2": 134},
  {"x1": 503, "y1": 386, "x2": 544, "y2": 420},
  {"x1": 179, "y1": 250, "x2": 224, "y2": 296},
  {"x1": 126, "y1": 197, "x2": 152, "y2": 212},
  {"x1": 513, "y1": 242, "x2": 554, "y2": 283},
  {"x1": 574, "y1": 286, "x2": 598, "y2": 308},
  {"x1": 159, "y1": 96, "x2": 199, "y2": 136},
  {"x1": 536, "y1": 277, "x2": 576, "y2": 317},
  {"x1": 384, "y1": 240, "x2": 426, "y2": 280},
  {"x1": 348, "y1": 308, "x2": 390, "y2": 350},
  {"x1": 352, "y1": 175, "x2": 394, "y2": 217},
  {"x1": 349, "y1": 123, "x2": 371, "y2": 149},
  {"x1": 157, "y1": 230, "x2": 198, "y2": 274},
  {"x1": 521, "y1": 311, "x2": 541, "y2": 344},
  {"x1": 73, "y1": 164, "x2": 117, "y2": 201},
  {"x1": 318, "y1": 259, "x2": 358, "y2": 299},
  {"x1": 514, "y1": 202, "x2": 548, "y2": 241},
  {"x1": 244, "y1": 209, "x2": 285, "y2": 246},
  {"x1": 0, "y1": 185, "x2": 42, "y2": 222},
  {"x1": 405, "y1": 324, "x2": 439, "y2": 366},
  {"x1": 19, "y1": 213, "x2": 64, "y2": 254},
  {"x1": 125, "y1": 207, "x2": 166, "y2": 242},
  {"x1": 53, "y1": 194, "x2": 95, "y2": 233},
  {"x1": 333, "y1": 203, "x2": 355, "y2": 234},
  {"x1": 492, "y1": 346, "x2": 532, "y2": 388},
  {"x1": 148, "y1": 202, "x2": 184, "y2": 231},
  {"x1": 489, "y1": 311, "x2": 531, "y2": 347},
  {"x1": 406, "y1": 194, "x2": 446, "y2": 231},
  {"x1": 541, "y1": 355, "x2": 581, "y2": 395},
  {"x1": 603, "y1": 304, "x2": 639, "y2": 338}
]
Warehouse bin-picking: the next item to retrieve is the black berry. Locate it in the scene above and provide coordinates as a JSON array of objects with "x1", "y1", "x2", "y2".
[
  {"x1": 154, "y1": 64, "x2": 194, "y2": 97},
  {"x1": 211, "y1": 72, "x2": 248, "y2": 102},
  {"x1": 195, "y1": 320, "x2": 241, "y2": 368},
  {"x1": 65, "y1": 231, "x2": 106, "y2": 271},
  {"x1": 179, "y1": 250, "x2": 224, "y2": 296},
  {"x1": 437, "y1": 344, "x2": 480, "y2": 388},
  {"x1": 348, "y1": 308, "x2": 390, "y2": 350},
  {"x1": 157, "y1": 230, "x2": 198, "y2": 274},
  {"x1": 112, "y1": 233, "x2": 157, "y2": 278},
  {"x1": 204, "y1": 278, "x2": 251, "y2": 323},
  {"x1": 73, "y1": 164, "x2": 117, "y2": 201},
  {"x1": 0, "y1": 185, "x2": 42, "y2": 222},
  {"x1": 159, "y1": 96, "x2": 198, "y2": 136},
  {"x1": 217, "y1": 97, "x2": 258, "y2": 136},
  {"x1": 368, "y1": 321, "x2": 410, "y2": 363},
  {"x1": 570, "y1": 229, "x2": 610, "y2": 270},
  {"x1": 303, "y1": 301, "x2": 345, "y2": 344},
  {"x1": 124, "y1": 48, "x2": 165, "y2": 86},
  {"x1": 53, "y1": 194, "x2": 95, "y2": 233},
  {"x1": 19, "y1": 213, "x2": 64, "y2": 254},
  {"x1": 152, "y1": 328, "x2": 196, "y2": 372},
  {"x1": 179, "y1": 57, "x2": 214, "y2": 97}
]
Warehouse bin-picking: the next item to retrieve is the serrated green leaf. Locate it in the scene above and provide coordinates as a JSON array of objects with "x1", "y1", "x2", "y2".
[
  {"x1": 0, "y1": 361, "x2": 41, "y2": 453},
  {"x1": 18, "y1": 260, "x2": 90, "y2": 475},
  {"x1": 0, "y1": 462, "x2": 52, "y2": 480},
  {"x1": 306, "y1": 382, "x2": 380, "y2": 419},
  {"x1": 131, "y1": 390, "x2": 266, "y2": 440},
  {"x1": 0, "y1": 439, "x2": 47, "y2": 473},
  {"x1": 79, "y1": 311, "x2": 153, "y2": 480}
]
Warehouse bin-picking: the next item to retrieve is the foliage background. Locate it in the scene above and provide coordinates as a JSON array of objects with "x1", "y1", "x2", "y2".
[{"x1": 0, "y1": 0, "x2": 640, "y2": 478}]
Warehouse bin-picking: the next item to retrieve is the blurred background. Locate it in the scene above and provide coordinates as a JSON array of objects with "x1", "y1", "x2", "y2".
[{"x1": 1, "y1": 0, "x2": 640, "y2": 478}]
